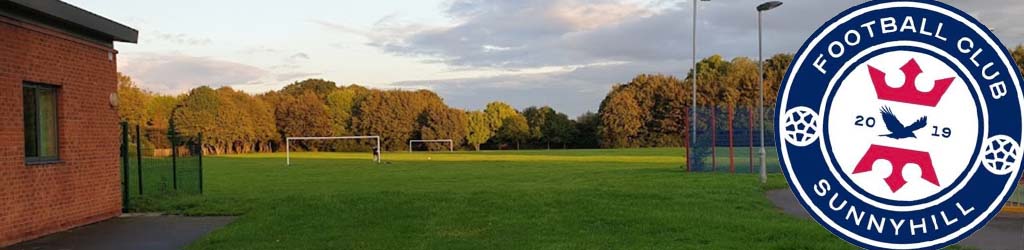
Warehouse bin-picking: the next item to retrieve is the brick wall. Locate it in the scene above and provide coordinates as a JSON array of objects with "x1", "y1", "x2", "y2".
[{"x1": 0, "y1": 16, "x2": 122, "y2": 247}]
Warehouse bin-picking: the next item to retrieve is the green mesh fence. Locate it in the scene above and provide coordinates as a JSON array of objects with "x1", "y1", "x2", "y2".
[{"x1": 121, "y1": 123, "x2": 203, "y2": 209}]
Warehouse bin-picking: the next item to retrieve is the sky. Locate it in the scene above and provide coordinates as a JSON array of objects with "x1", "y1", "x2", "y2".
[{"x1": 65, "y1": 0, "x2": 1024, "y2": 117}]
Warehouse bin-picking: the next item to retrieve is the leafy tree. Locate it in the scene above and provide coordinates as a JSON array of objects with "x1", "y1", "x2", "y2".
[
  {"x1": 763, "y1": 53, "x2": 794, "y2": 107},
  {"x1": 145, "y1": 95, "x2": 180, "y2": 129},
  {"x1": 282, "y1": 78, "x2": 338, "y2": 99},
  {"x1": 351, "y1": 90, "x2": 445, "y2": 151},
  {"x1": 172, "y1": 86, "x2": 220, "y2": 153},
  {"x1": 523, "y1": 106, "x2": 574, "y2": 149},
  {"x1": 573, "y1": 112, "x2": 600, "y2": 149},
  {"x1": 1012, "y1": 45, "x2": 1024, "y2": 73},
  {"x1": 418, "y1": 104, "x2": 468, "y2": 151},
  {"x1": 598, "y1": 89, "x2": 643, "y2": 148},
  {"x1": 542, "y1": 109, "x2": 575, "y2": 149},
  {"x1": 465, "y1": 111, "x2": 492, "y2": 151},
  {"x1": 521, "y1": 106, "x2": 547, "y2": 144},
  {"x1": 484, "y1": 101, "x2": 518, "y2": 131},
  {"x1": 117, "y1": 73, "x2": 150, "y2": 125},
  {"x1": 728, "y1": 57, "x2": 761, "y2": 108},
  {"x1": 496, "y1": 114, "x2": 529, "y2": 150},
  {"x1": 323, "y1": 85, "x2": 370, "y2": 151},
  {"x1": 275, "y1": 91, "x2": 333, "y2": 151},
  {"x1": 248, "y1": 95, "x2": 277, "y2": 152}
]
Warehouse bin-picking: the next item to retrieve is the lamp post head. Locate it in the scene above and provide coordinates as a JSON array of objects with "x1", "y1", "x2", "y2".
[{"x1": 757, "y1": 1, "x2": 783, "y2": 11}]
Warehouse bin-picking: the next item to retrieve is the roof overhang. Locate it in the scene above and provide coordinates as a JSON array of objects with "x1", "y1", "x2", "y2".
[{"x1": 0, "y1": 0, "x2": 138, "y2": 46}]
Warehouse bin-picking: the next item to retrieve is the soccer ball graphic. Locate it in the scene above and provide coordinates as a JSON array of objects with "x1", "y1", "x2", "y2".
[
  {"x1": 783, "y1": 107, "x2": 820, "y2": 147},
  {"x1": 982, "y1": 135, "x2": 1020, "y2": 176}
]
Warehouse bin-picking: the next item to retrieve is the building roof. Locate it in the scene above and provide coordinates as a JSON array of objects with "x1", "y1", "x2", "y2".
[{"x1": 0, "y1": 0, "x2": 137, "y2": 45}]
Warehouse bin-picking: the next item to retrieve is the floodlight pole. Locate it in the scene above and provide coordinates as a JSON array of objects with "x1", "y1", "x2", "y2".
[{"x1": 758, "y1": 1, "x2": 783, "y2": 184}]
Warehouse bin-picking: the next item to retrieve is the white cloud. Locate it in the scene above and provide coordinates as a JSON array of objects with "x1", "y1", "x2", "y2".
[{"x1": 120, "y1": 53, "x2": 269, "y2": 94}]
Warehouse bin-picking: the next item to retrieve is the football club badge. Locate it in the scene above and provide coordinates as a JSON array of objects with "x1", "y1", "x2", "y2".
[{"x1": 775, "y1": 1, "x2": 1024, "y2": 249}]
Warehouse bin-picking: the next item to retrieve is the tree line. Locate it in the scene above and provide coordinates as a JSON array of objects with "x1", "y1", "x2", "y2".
[{"x1": 119, "y1": 46, "x2": 1024, "y2": 154}]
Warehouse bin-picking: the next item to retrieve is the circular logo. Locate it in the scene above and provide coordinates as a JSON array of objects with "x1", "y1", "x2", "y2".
[{"x1": 776, "y1": 1, "x2": 1024, "y2": 249}]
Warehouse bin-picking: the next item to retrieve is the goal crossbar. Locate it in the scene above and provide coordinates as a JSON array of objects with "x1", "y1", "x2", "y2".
[
  {"x1": 286, "y1": 136, "x2": 381, "y2": 165},
  {"x1": 408, "y1": 139, "x2": 454, "y2": 152}
]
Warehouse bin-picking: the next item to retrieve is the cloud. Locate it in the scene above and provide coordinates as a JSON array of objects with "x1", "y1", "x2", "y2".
[
  {"x1": 288, "y1": 53, "x2": 311, "y2": 60},
  {"x1": 362, "y1": 0, "x2": 852, "y2": 69},
  {"x1": 119, "y1": 53, "x2": 270, "y2": 94},
  {"x1": 275, "y1": 72, "x2": 321, "y2": 81},
  {"x1": 376, "y1": 0, "x2": 1024, "y2": 116},
  {"x1": 145, "y1": 31, "x2": 212, "y2": 46},
  {"x1": 394, "y1": 60, "x2": 685, "y2": 116}
]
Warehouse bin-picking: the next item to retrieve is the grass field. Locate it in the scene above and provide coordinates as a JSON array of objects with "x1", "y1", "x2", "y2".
[{"x1": 131, "y1": 147, "x2": 858, "y2": 249}]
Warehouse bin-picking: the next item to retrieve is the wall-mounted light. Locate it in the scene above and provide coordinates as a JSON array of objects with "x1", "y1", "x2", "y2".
[{"x1": 109, "y1": 93, "x2": 119, "y2": 108}]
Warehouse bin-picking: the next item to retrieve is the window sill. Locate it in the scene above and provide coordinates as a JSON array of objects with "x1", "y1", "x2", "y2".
[{"x1": 26, "y1": 159, "x2": 64, "y2": 166}]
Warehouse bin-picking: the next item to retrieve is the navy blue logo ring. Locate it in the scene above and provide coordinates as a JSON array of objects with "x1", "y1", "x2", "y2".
[{"x1": 776, "y1": 1, "x2": 1024, "y2": 249}]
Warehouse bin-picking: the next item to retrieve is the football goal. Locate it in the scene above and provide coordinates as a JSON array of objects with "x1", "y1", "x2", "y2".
[
  {"x1": 286, "y1": 136, "x2": 381, "y2": 165},
  {"x1": 409, "y1": 139, "x2": 454, "y2": 152}
]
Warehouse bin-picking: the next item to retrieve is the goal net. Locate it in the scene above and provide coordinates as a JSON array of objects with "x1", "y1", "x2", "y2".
[
  {"x1": 286, "y1": 136, "x2": 381, "y2": 165},
  {"x1": 408, "y1": 139, "x2": 454, "y2": 152}
]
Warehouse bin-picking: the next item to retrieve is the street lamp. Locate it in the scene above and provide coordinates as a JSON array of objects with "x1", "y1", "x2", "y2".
[
  {"x1": 691, "y1": 0, "x2": 711, "y2": 170},
  {"x1": 758, "y1": 1, "x2": 782, "y2": 184}
]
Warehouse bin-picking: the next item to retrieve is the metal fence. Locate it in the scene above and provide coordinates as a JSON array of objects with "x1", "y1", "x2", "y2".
[
  {"x1": 120, "y1": 122, "x2": 203, "y2": 210},
  {"x1": 688, "y1": 105, "x2": 780, "y2": 173}
]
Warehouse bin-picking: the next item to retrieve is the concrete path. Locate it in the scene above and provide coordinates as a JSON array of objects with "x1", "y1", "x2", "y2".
[
  {"x1": 8, "y1": 214, "x2": 235, "y2": 250},
  {"x1": 767, "y1": 189, "x2": 1024, "y2": 250}
]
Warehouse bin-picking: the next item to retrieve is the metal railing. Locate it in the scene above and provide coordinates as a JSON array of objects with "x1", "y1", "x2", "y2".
[{"x1": 120, "y1": 122, "x2": 203, "y2": 211}]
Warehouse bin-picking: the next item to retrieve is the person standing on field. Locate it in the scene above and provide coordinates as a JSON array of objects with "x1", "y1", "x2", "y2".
[{"x1": 372, "y1": 146, "x2": 380, "y2": 162}]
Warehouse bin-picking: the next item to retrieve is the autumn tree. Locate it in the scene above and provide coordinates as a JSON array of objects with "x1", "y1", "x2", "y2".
[
  {"x1": 117, "y1": 73, "x2": 150, "y2": 125},
  {"x1": 495, "y1": 114, "x2": 529, "y2": 150},
  {"x1": 484, "y1": 101, "x2": 518, "y2": 131},
  {"x1": 763, "y1": 53, "x2": 794, "y2": 107},
  {"x1": 1012, "y1": 45, "x2": 1024, "y2": 73},
  {"x1": 417, "y1": 104, "x2": 468, "y2": 151},
  {"x1": 275, "y1": 91, "x2": 333, "y2": 151},
  {"x1": 598, "y1": 88, "x2": 643, "y2": 148},
  {"x1": 351, "y1": 90, "x2": 445, "y2": 151},
  {"x1": 465, "y1": 111, "x2": 492, "y2": 151},
  {"x1": 282, "y1": 78, "x2": 338, "y2": 99}
]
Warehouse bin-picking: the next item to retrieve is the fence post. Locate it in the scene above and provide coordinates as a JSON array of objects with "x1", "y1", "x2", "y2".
[
  {"x1": 729, "y1": 105, "x2": 735, "y2": 174},
  {"x1": 120, "y1": 122, "x2": 129, "y2": 212},
  {"x1": 198, "y1": 132, "x2": 204, "y2": 194},
  {"x1": 749, "y1": 106, "x2": 754, "y2": 173},
  {"x1": 711, "y1": 106, "x2": 717, "y2": 172},
  {"x1": 684, "y1": 108, "x2": 690, "y2": 171},
  {"x1": 135, "y1": 125, "x2": 143, "y2": 196},
  {"x1": 171, "y1": 131, "x2": 178, "y2": 191}
]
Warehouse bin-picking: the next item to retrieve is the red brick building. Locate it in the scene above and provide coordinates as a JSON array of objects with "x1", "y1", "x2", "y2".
[{"x1": 0, "y1": 0, "x2": 137, "y2": 246}]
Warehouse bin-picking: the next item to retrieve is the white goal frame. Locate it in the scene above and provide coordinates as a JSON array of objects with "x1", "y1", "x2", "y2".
[
  {"x1": 286, "y1": 136, "x2": 382, "y2": 165},
  {"x1": 408, "y1": 139, "x2": 454, "y2": 152}
]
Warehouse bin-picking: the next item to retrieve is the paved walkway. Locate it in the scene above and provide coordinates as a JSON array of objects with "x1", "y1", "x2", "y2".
[
  {"x1": 8, "y1": 214, "x2": 235, "y2": 250},
  {"x1": 767, "y1": 189, "x2": 1024, "y2": 250}
]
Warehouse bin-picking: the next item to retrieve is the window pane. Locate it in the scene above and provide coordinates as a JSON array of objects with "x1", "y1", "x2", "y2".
[
  {"x1": 38, "y1": 88, "x2": 57, "y2": 157},
  {"x1": 23, "y1": 87, "x2": 38, "y2": 157}
]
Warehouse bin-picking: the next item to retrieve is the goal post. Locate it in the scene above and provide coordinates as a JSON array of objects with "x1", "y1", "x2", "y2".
[
  {"x1": 409, "y1": 139, "x2": 454, "y2": 152},
  {"x1": 286, "y1": 136, "x2": 381, "y2": 165}
]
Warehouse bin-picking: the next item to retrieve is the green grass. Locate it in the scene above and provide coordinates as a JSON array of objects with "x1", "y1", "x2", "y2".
[
  {"x1": 134, "y1": 147, "x2": 856, "y2": 249},
  {"x1": 124, "y1": 156, "x2": 202, "y2": 199}
]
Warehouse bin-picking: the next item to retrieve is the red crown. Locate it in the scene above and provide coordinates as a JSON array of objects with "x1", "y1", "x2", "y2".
[{"x1": 867, "y1": 59, "x2": 955, "y2": 107}]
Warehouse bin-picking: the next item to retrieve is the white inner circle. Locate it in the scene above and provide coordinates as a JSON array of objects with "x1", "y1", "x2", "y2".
[{"x1": 828, "y1": 50, "x2": 979, "y2": 202}]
